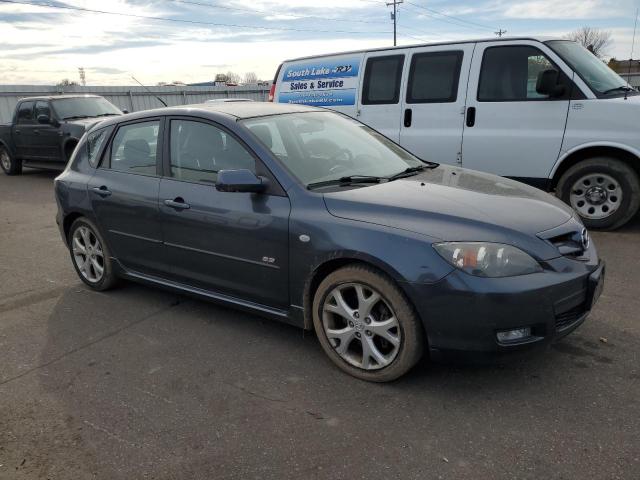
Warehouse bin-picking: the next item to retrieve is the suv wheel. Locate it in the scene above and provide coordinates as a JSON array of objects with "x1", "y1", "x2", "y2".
[
  {"x1": 557, "y1": 157, "x2": 640, "y2": 230},
  {"x1": 0, "y1": 145, "x2": 22, "y2": 175},
  {"x1": 68, "y1": 218, "x2": 118, "y2": 291},
  {"x1": 312, "y1": 264, "x2": 425, "y2": 382}
]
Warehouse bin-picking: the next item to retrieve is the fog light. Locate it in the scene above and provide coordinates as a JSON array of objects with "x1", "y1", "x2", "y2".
[{"x1": 496, "y1": 327, "x2": 532, "y2": 343}]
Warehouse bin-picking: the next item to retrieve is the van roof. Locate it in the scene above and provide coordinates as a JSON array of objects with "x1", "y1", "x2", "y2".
[{"x1": 283, "y1": 36, "x2": 564, "y2": 63}]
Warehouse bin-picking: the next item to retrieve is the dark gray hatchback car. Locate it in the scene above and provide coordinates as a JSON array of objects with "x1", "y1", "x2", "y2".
[{"x1": 54, "y1": 102, "x2": 604, "y2": 381}]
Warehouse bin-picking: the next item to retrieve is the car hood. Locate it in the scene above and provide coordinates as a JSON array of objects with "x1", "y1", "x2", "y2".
[
  {"x1": 323, "y1": 165, "x2": 576, "y2": 258},
  {"x1": 63, "y1": 117, "x2": 102, "y2": 129}
]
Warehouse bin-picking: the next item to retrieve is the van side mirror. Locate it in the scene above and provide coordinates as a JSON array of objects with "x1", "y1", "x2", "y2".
[
  {"x1": 536, "y1": 69, "x2": 566, "y2": 98},
  {"x1": 37, "y1": 114, "x2": 51, "y2": 125},
  {"x1": 216, "y1": 169, "x2": 266, "y2": 193}
]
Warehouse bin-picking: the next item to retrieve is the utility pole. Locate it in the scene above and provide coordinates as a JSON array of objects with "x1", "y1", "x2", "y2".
[
  {"x1": 78, "y1": 67, "x2": 86, "y2": 86},
  {"x1": 386, "y1": 0, "x2": 403, "y2": 46},
  {"x1": 495, "y1": 29, "x2": 507, "y2": 37}
]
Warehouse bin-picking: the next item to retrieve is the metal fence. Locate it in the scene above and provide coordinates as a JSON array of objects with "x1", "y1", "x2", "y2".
[{"x1": 0, "y1": 84, "x2": 270, "y2": 123}]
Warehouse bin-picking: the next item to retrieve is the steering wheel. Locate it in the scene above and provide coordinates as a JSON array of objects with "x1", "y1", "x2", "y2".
[{"x1": 326, "y1": 149, "x2": 354, "y2": 175}]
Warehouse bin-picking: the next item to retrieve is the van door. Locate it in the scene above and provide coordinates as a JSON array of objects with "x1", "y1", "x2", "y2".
[
  {"x1": 399, "y1": 44, "x2": 474, "y2": 165},
  {"x1": 461, "y1": 40, "x2": 573, "y2": 184},
  {"x1": 357, "y1": 52, "x2": 407, "y2": 142}
]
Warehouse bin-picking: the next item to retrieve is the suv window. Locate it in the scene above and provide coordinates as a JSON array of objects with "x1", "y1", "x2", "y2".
[
  {"x1": 362, "y1": 55, "x2": 404, "y2": 105},
  {"x1": 407, "y1": 51, "x2": 463, "y2": 103},
  {"x1": 34, "y1": 101, "x2": 51, "y2": 119},
  {"x1": 169, "y1": 120, "x2": 255, "y2": 184},
  {"x1": 478, "y1": 46, "x2": 558, "y2": 102},
  {"x1": 17, "y1": 101, "x2": 35, "y2": 124},
  {"x1": 109, "y1": 120, "x2": 160, "y2": 175}
]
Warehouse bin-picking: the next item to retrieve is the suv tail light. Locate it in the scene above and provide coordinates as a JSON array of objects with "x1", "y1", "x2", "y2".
[{"x1": 268, "y1": 83, "x2": 276, "y2": 102}]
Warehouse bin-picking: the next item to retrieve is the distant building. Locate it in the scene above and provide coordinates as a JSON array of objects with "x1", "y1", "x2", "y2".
[{"x1": 608, "y1": 59, "x2": 640, "y2": 88}]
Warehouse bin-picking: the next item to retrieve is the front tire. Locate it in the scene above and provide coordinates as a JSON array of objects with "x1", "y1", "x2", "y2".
[
  {"x1": 0, "y1": 145, "x2": 22, "y2": 175},
  {"x1": 312, "y1": 264, "x2": 425, "y2": 382},
  {"x1": 557, "y1": 157, "x2": 640, "y2": 230},
  {"x1": 68, "y1": 218, "x2": 118, "y2": 291}
]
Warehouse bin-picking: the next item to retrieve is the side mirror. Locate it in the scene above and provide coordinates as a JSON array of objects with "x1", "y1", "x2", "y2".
[
  {"x1": 216, "y1": 169, "x2": 267, "y2": 193},
  {"x1": 37, "y1": 114, "x2": 51, "y2": 125},
  {"x1": 122, "y1": 109, "x2": 129, "y2": 114},
  {"x1": 536, "y1": 69, "x2": 566, "y2": 98}
]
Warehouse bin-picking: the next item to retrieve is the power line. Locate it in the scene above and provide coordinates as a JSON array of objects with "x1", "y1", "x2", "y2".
[
  {"x1": 0, "y1": 0, "x2": 392, "y2": 35},
  {"x1": 404, "y1": 1, "x2": 497, "y2": 32},
  {"x1": 495, "y1": 28, "x2": 507, "y2": 37}
]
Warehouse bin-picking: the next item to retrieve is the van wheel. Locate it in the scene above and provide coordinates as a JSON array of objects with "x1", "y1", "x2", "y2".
[
  {"x1": 312, "y1": 264, "x2": 425, "y2": 382},
  {"x1": 556, "y1": 157, "x2": 640, "y2": 230},
  {"x1": 0, "y1": 145, "x2": 22, "y2": 175}
]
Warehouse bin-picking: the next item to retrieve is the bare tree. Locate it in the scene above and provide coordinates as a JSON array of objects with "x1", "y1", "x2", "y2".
[
  {"x1": 243, "y1": 72, "x2": 258, "y2": 84},
  {"x1": 225, "y1": 71, "x2": 241, "y2": 84},
  {"x1": 566, "y1": 26, "x2": 612, "y2": 59},
  {"x1": 57, "y1": 78, "x2": 79, "y2": 87}
]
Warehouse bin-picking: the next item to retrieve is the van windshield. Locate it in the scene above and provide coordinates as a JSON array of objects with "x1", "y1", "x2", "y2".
[
  {"x1": 546, "y1": 40, "x2": 632, "y2": 95},
  {"x1": 241, "y1": 112, "x2": 427, "y2": 188}
]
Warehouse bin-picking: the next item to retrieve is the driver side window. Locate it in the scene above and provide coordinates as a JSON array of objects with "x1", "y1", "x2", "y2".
[{"x1": 169, "y1": 120, "x2": 255, "y2": 184}]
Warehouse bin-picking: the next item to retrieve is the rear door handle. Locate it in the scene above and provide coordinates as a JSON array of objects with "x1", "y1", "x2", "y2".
[
  {"x1": 404, "y1": 108, "x2": 412, "y2": 128},
  {"x1": 164, "y1": 197, "x2": 190, "y2": 210},
  {"x1": 91, "y1": 186, "x2": 112, "y2": 197},
  {"x1": 466, "y1": 107, "x2": 476, "y2": 127}
]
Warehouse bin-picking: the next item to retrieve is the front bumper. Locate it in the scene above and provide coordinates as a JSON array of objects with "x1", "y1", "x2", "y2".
[{"x1": 403, "y1": 247, "x2": 604, "y2": 359}]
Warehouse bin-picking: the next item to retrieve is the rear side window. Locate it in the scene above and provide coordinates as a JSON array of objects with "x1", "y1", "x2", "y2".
[
  {"x1": 169, "y1": 120, "x2": 255, "y2": 184},
  {"x1": 17, "y1": 102, "x2": 35, "y2": 124},
  {"x1": 87, "y1": 127, "x2": 111, "y2": 167},
  {"x1": 109, "y1": 120, "x2": 160, "y2": 175},
  {"x1": 407, "y1": 51, "x2": 463, "y2": 103},
  {"x1": 362, "y1": 55, "x2": 404, "y2": 105},
  {"x1": 478, "y1": 46, "x2": 558, "y2": 101}
]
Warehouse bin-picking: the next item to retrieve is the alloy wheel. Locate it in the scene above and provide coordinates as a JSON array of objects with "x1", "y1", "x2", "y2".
[
  {"x1": 72, "y1": 226, "x2": 105, "y2": 283},
  {"x1": 569, "y1": 173, "x2": 622, "y2": 220},
  {"x1": 322, "y1": 283, "x2": 401, "y2": 370}
]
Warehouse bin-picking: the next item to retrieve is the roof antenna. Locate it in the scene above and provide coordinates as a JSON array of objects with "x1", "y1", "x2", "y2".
[
  {"x1": 131, "y1": 75, "x2": 168, "y2": 107},
  {"x1": 626, "y1": 8, "x2": 638, "y2": 100}
]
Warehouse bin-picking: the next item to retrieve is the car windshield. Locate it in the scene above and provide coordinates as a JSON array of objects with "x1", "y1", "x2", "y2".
[
  {"x1": 241, "y1": 112, "x2": 426, "y2": 188},
  {"x1": 51, "y1": 97, "x2": 121, "y2": 120},
  {"x1": 546, "y1": 40, "x2": 631, "y2": 95}
]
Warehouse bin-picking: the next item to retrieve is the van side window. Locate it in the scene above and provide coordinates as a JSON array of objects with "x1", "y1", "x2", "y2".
[
  {"x1": 362, "y1": 55, "x2": 404, "y2": 105},
  {"x1": 478, "y1": 46, "x2": 559, "y2": 102},
  {"x1": 407, "y1": 51, "x2": 463, "y2": 103}
]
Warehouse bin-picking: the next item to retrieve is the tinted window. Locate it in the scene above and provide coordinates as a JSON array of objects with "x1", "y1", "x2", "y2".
[
  {"x1": 170, "y1": 120, "x2": 255, "y2": 184},
  {"x1": 407, "y1": 51, "x2": 462, "y2": 103},
  {"x1": 109, "y1": 121, "x2": 160, "y2": 175},
  {"x1": 362, "y1": 55, "x2": 404, "y2": 105},
  {"x1": 34, "y1": 101, "x2": 51, "y2": 119},
  {"x1": 87, "y1": 128, "x2": 111, "y2": 167},
  {"x1": 478, "y1": 46, "x2": 557, "y2": 101},
  {"x1": 17, "y1": 101, "x2": 34, "y2": 124}
]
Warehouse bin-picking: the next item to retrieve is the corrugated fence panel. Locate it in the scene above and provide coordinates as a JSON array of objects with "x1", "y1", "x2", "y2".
[{"x1": 0, "y1": 85, "x2": 269, "y2": 123}]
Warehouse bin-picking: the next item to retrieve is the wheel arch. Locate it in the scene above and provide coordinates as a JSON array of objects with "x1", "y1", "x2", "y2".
[
  {"x1": 63, "y1": 137, "x2": 80, "y2": 162},
  {"x1": 62, "y1": 211, "x2": 86, "y2": 242},
  {"x1": 551, "y1": 144, "x2": 640, "y2": 190}
]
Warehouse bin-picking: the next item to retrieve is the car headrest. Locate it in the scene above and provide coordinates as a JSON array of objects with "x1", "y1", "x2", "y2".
[
  {"x1": 123, "y1": 139, "x2": 150, "y2": 162},
  {"x1": 249, "y1": 125, "x2": 273, "y2": 149}
]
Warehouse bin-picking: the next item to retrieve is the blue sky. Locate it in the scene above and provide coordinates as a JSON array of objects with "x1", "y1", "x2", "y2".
[{"x1": 1, "y1": 0, "x2": 639, "y2": 85}]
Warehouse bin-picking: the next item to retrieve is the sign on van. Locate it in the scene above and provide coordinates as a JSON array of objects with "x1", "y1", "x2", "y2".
[{"x1": 278, "y1": 57, "x2": 360, "y2": 107}]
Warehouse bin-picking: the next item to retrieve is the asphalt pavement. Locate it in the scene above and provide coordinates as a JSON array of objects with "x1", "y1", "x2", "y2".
[{"x1": 0, "y1": 169, "x2": 638, "y2": 480}]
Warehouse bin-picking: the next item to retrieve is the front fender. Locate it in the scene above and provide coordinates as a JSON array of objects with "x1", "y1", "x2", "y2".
[{"x1": 550, "y1": 141, "x2": 640, "y2": 178}]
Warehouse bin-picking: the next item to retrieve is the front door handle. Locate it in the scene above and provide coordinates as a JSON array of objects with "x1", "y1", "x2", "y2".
[
  {"x1": 466, "y1": 107, "x2": 476, "y2": 127},
  {"x1": 404, "y1": 108, "x2": 412, "y2": 128},
  {"x1": 91, "y1": 186, "x2": 112, "y2": 197},
  {"x1": 164, "y1": 197, "x2": 190, "y2": 210}
]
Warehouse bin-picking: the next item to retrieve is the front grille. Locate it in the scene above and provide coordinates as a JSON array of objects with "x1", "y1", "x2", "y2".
[
  {"x1": 546, "y1": 231, "x2": 587, "y2": 258},
  {"x1": 555, "y1": 304, "x2": 587, "y2": 330}
]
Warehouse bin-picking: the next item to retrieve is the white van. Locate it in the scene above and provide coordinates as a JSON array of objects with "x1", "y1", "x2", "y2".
[{"x1": 270, "y1": 37, "x2": 640, "y2": 230}]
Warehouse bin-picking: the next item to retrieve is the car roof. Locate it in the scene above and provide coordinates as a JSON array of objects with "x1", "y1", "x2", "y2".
[
  {"x1": 17, "y1": 94, "x2": 102, "y2": 102},
  {"x1": 283, "y1": 36, "x2": 565, "y2": 62}
]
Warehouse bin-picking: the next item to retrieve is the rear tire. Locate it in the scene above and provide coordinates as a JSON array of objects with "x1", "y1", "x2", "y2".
[
  {"x1": 556, "y1": 157, "x2": 640, "y2": 230},
  {"x1": 68, "y1": 217, "x2": 118, "y2": 291},
  {"x1": 0, "y1": 145, "x2": 22, "y2": 175},
  {"x1": 312, "y1": 264, "x2": 425, "y2": 382}
]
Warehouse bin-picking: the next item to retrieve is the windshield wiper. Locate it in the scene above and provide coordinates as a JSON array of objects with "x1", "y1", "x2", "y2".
[
  {"x1": 307, "y1": 175, "x2": 383, "y2": 190},
  {"x1": 387, "y1": 165, "x2": 431, "y2": 181},
  {"x1": 62, "y1": 115, "x2": 93, "y2": 120},
  {"x1": 602, "y1": 85, "x2": 635, "y2": 95},
  {"x1": 94, "y1": 113, "x2": 119, "y2": 117}
]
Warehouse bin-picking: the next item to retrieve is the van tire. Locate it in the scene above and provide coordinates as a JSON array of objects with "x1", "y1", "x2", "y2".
[
  {"x1": 0, "y1": 145, "x2": 22, "y2": 175},
  {"x1": 556, "y1": 157, "x2": 640, "y2": 231}
]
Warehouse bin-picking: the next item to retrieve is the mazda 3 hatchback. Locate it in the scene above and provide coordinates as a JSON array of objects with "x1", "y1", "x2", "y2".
[{"x1": 54, "y1": 103, "x2": 604, "y2": 382}]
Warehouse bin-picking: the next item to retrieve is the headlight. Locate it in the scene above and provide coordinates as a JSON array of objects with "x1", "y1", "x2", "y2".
[{"x1": 433, "y1": 242, "x2": 542, "y2": 278}]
